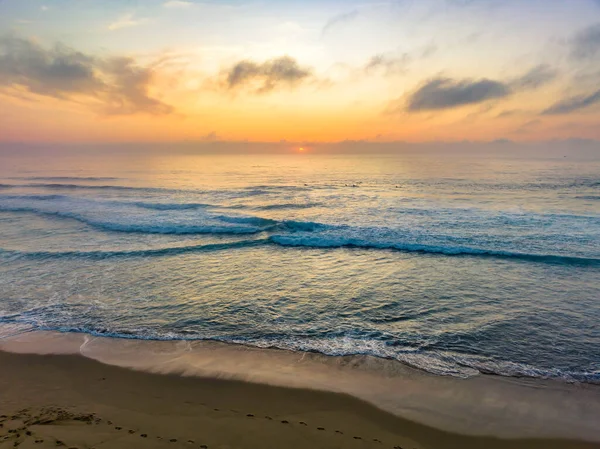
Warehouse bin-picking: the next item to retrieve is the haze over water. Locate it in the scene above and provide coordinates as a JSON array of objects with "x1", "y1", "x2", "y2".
[{"x1": 1, "y1": 147, "x2": 599, "y2": 383}]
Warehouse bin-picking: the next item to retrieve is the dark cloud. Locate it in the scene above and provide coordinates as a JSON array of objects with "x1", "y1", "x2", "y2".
[
  {"x1": 322, "y1": 10, "x2": 359, "y2": 37},
  {"x1": 396, "y1": 64, "x2": 557, "y2": 113},
  {"x1": 0, "y1": 36, "x2": 101, "y2": 97},
  {"x1": 543, "y1": 89, "x2": 600, "y2": 115},
  {"x1": 571, "y1": 23, "x2": 600, "y2": 60},
  {"x1": 224, "y1": 56, "x2": 311, "y2": 93},
  {"x1": 0, "y1": 35, "x2": 173, "y2": 115},
  {"x1": 406, "y1": 77, "x2": 510, "y2": 112},
  {"x1": 511, "y1": 65, "x2": 558, "y2": 89}
]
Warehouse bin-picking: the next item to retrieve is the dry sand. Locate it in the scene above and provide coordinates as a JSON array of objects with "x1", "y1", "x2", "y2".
[{"x1": 0, "y1": 350, "x2": 598, "y2": 449}]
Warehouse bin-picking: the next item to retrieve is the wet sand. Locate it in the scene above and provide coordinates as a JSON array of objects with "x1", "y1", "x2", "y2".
[{"x1": 0, "y1": 350, "x2": 598, "y2": 449}]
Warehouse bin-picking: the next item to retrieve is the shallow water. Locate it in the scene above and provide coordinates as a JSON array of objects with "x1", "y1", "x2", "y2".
[{"x1": 0, "y1": 148, "x2": 599, "y2": 382}]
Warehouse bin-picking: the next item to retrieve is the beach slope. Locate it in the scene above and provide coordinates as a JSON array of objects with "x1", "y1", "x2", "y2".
[{"x1": 0, "y1": 351, "x2": 597, "y2": 449}]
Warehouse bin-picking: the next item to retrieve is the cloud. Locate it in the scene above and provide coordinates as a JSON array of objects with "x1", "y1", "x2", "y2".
[
  {"x1": 163, "y1": 1, "x2": 193, "y2": 8},
  {"x1": 405, "y1": 77, "x2": 510, "y2": 112},
  {"x1": 543, "y1": 89, "x2": 600, "y2": 115},
  {"x1": 571, "y1": 23, "x2": 600, "y2": 60},
  {"x1": 364, "y1": 44, "x2": 436, "y2": 77},
  {"x1": 512, "y1": 119, "x2": 542, "y2": 135},
  {"x1": 108, "y1": 13, "x2": 146, "y2": 31},
  {"x1": 101, "y1": 57, "x2": 174, "y2": 115},
  {"x1": 392, "y1": 65, "x2": 557, "y2": 113},
  {"x1": 223, "y1": 56, "x2": 312, "y2": 93},
  {"x1": 0, "y1": 36, "x2": 102, "y2": 97},
  {"x1": 0, "y1": 35, "x2": 173, "y2": 115},
  {"x1": 322, "y1": 10, "x2": 359, "y2": 36},
  {"x1": 495, "y1": 109, "x2": 526, "y2": 118},
  {"x1": 511, "y1": 64, "x2": 558, "y2": 89},
  {"x1": 365, "y1": 54, "x2": 410, "y2": 75}
]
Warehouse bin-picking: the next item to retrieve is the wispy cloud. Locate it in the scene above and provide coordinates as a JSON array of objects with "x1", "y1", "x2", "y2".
[
  {"x1": 163, "y1": 1, "x2": 193, "y2": 8},
  {"x1": 543, "y1": 89, "x2": 600, "y2": 115},
  {"x1": 365, "y1": 53, "x2": 411, "y2": 75},
  {"x1": 511, "y1": 65, "x2": 558, "y2": 90},
  {"x1": 222, "y1": 56, "x2": 312, "y2": 93},
  {"x1": 0, "y1": 35, "x2": 173, "y2": 116},
  {"x1": 364, "y1": 43, "x2": 437, "y2": 77},
  {"x1": 322, "y1": 10, "x2": 359, "y2": 37},
  {"x1": 108, "y1": 13, "x2": 147, "y2": 31}
]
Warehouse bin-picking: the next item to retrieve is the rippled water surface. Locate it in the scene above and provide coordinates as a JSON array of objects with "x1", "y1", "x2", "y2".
[{"x1": 0, "y1": 149, "x2": 599, "y2": 381}]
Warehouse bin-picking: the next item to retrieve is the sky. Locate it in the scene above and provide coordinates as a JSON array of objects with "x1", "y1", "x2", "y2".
[{"x1": 1, "y1": 0, "x2": 600, "y2": 144}]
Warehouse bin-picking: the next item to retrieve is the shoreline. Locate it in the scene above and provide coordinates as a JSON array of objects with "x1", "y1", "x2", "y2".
[
  {"x1": 1, "y1": 330, "x2": 600, "y2": 446},
  {"x1": 1, "y1": 349, "x2": 599, "y2": 449}
]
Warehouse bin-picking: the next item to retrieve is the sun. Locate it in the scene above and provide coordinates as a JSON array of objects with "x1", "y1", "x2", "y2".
[{"x1": 298, "y1": 147, "x2": 305, "y2": 152}]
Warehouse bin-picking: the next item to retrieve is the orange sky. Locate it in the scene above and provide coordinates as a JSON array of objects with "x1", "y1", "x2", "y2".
[{"x1": 1, "y1": 0, "x2": 600, "y2": 143}]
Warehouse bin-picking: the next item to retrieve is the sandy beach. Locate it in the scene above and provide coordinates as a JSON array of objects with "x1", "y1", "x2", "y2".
[{"x1": 0, "y1": 349, "x2": 598, "y2": 449}]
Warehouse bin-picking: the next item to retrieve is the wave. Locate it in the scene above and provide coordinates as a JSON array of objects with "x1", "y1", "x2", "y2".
[
  {"x1": 1, "y1": 321, "x2": 597, "y2": 384},
  {"x1": 576, "y1": 195, "x2": 600, "y2": 201},
  {"x1": 1, "y1": 229, "x2": 597, "y2": 266},
  {"x1": 0, "y1": 194, "x2": 220, "y2": 211},
  {"x1": 254, "y1": 202, "x2": 323, "y2": 210},
  {"x1": 130, "y1": 202, "x2": 214, "y2": 210},
  {"x1": 0, "y1": 182, "x2": 311, "y2": 196},
  {"x1": 1, "y1": 195, "x2": 597, "y2": 266},
  {"x1": 269, "y1": 235, "x2": 600, "y2": 266},
  {"x1": 0, "y1": 193, "x2": 321, "y2": 213},
  {"x1": 0, "y1": 239, "x2": 267, "y2": 260},
  {"x1": 16, "y1": 183, "x2": 161, "y2": 191},
  {"x1": 0, "y1": 206, "x2": 271, "y2": 235},
  {"x1": 0, "y1": 194, "x2": 68, "y2": 201},
  {"x1": 11, "y1": 177, "x2": 120, "y2": 181}
]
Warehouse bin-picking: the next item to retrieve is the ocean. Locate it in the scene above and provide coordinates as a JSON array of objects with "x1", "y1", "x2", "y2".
[{"x1": 1, "y1": 147, "x2": 599, "y2": 384}]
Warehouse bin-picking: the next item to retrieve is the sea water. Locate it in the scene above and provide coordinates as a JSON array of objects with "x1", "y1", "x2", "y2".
[{"x1": 0, "y1": 147, "x2": 599, "y2": 383}]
